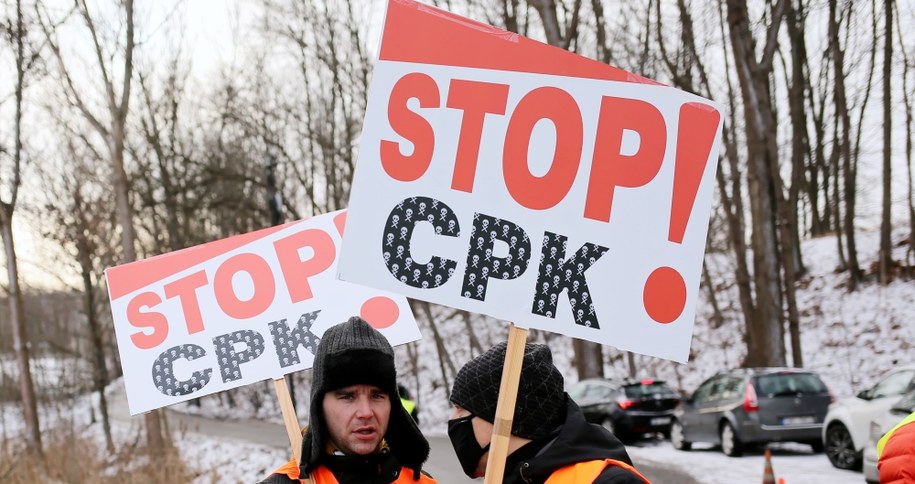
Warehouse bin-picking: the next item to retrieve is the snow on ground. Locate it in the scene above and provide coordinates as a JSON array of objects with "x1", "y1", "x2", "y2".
[
  {"x1": 627, "y1": 439, "x2": 864, "y2": 484},
  {"x1": 0, "y1": 381, "x2": 286, "y2": 483}
]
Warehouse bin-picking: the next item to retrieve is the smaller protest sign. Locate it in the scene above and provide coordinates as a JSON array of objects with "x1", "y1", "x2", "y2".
[{"x1": 105, "y1": 210, "x2": 419, "y2": 415}]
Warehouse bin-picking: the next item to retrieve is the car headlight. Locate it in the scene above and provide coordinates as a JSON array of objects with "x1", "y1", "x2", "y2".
[{"x1": 870, "y1": 421, "x2": 883, "y2": 442}]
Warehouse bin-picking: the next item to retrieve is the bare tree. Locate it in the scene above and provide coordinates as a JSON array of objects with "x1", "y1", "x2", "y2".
[
  {"x1": 0, "y1": 0, "x2": 41, "y2": 453},
  {"x1": 725, "y1": 0, "x2": 788, "y2": 367},
  {"x1": 828, "y1": 0, "x2": 863, "y2": 289},
  {"x1": 897, "y1": 3, "x2": 915, "y2": 270},
  {"x1": 38, "y1": 138, "x2": 117, "y2": 452},
  {"x1": 878, "y1": 0, "x2": 894, "y2": 283},
  {"x1": 412, "y1": 300, "x2": 458, "y2": 390},
  {"x1": 38, "y1": 0, "x2": 166, "y2": 456}
]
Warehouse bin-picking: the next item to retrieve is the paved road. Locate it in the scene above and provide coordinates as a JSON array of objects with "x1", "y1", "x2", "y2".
[{"x1": 108, "y1": 387, "x2": 694, "y2": 482}]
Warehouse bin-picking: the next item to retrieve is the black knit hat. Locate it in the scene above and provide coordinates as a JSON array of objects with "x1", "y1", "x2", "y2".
[
  {"x1": 300, "y1": 316, "x2": 430, "y2": 476},
  {"x1": 450, "y1": 342, "x2": 565, "y2": 440}
]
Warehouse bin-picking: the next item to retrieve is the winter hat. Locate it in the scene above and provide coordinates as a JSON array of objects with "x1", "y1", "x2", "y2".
[
  {"x1": 450, "y1": 342, "x2": 565, "y2": 440},
  {"x1": 300, "y1": 316, "x2": 430, "y2": 476}
]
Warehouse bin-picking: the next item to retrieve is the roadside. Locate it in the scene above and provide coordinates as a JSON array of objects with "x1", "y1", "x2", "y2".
[{"x1": 106, "y1": 382, "x2": 698, "y2": 482}]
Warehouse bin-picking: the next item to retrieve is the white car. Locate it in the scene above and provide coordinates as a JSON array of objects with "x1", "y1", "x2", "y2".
[
  {"x1": 823, "y1": 364, "x2": 915, "y2": 470},
  {"x1": 862, "y1": 389, "x2": 915, "y2": 483}
]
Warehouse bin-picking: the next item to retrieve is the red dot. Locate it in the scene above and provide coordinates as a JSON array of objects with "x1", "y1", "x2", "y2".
[
  {"x1": 643, "y1": 266, "x2": 686, "y2": 324},
  {"x1": 360, "y1": 297, "x2": 400, "y2": 329}
]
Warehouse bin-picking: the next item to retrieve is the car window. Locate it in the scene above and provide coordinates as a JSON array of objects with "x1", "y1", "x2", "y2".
[
  {"x1": 719, "y1": 376, "x2": 744, "y2": 400},
  {"x1": 892, "y1": 391, "x2": 915, "y2": 413},
  {"x1": 693, "y1": 377, "x2": 719, "y2": 403},
  {"x1": 872, "y1": 370, "x2": 915, "y2": 399},
  {"x1": 567, "y1": 383, "x2": 588, "y2": 400},
  {"x1": 756, "y1": 373, "x2": 827, "y2": 396},
  {"x1": 587, "y1": 384, "x2": 614, "y2": 399},
  {"x1": 623, "y1": 381, "x2": 677, "y2": 399}
]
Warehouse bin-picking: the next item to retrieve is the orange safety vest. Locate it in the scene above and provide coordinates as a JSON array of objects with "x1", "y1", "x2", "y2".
[
  {"x1": 268, "y1": 459, "x2": 437, "y2": 484},
  {"x1": 545, "y1": 458, "x2": 651, "y2": 484}
]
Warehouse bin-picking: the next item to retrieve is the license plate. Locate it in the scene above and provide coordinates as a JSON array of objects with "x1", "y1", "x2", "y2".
[
  {"x1": 781, "y1": 416, "x2": 815, "y2": 425},
  {"x1": 651, "y1": 417, "x2": 672, "y2": 426}
]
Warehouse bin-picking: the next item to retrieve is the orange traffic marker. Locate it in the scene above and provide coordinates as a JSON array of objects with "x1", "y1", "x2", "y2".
[{"x1": 762, "y1": 448, "x2": 776, "y2": 484}]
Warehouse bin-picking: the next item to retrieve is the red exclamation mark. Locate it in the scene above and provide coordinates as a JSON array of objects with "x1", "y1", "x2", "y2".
[
  {"x1": 643, "y1": 102, "x2": 720, "y2": 324},
  {"x1": 334, "y1": 210, "x2": 401, "y2": 329}
]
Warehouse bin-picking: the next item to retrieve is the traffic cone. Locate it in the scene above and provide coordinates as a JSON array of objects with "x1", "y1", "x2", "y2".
[{"x1": 762, "y1": 448, "x2": 776, "y2": 484}]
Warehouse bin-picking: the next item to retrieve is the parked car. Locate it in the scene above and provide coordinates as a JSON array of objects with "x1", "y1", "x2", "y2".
[
  {"x1": 567, "y1": 378, "x2": 681, "y2": 442},
  {"x1": 670, "y1": 368, "x2": 832, "y2": 456},
  {"x1": 862, "y1": 388, "x2": 915, "y2": 483},
  {"x1": 823, "y1": 364, "x2": 915, "y2": 470}
]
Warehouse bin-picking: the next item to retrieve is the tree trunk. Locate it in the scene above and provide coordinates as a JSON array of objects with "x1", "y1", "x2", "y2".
[
  {"x1": 900, "y1": 15, "x2": 915, "y2": 271},
  {"x1": 406, "y1": 341, "x2": 421, "y2": 411},
  {"x1": 804, "y1": 62, "x2": 830, "y2": 235},
  {"x1": 0, "y1": 213, "x2": 41, "y2": 452},
  {"x1": 829, "y1": 115, "x2": 848, "y2": 269},
  {"x1": 414, "y1": 301, "x2": 456, "y2": 390},
  {"x1": 829, "y1": 0, "x2": 862, "y2": 288},
  {"x1": 572, "y1": 339, "x2": 605, "y2": 379},
  {"x1": 878, "y1": 0, "x2": 894, "y2": 284},
  {"x1": 713, "y1": 0, "x2": 757, "y2": 335},
  {"x1": 108, "y1": 0, "x2": 165, "y2": 456},
  {"x1": 785, "y1": 0, "x2": 809, "y2": 275},
  {"x1": 626, "y1": 352, "x2": 637, "y2": 379},
  {"x1": 726, "y1": 0, "x2": 787, "y2": 367},
  {"x1": 2, "y1": 0, "x2": 41, "y2": 453},
  {"x1": 77, "y1": 225, "x2": 114, "y2": 452},
  {"x1": 461, "y1": 311, "x2": 484, "y2": 357},
  {"x1": 702, "y1": 256, "x2": 725, "y2": 329}
]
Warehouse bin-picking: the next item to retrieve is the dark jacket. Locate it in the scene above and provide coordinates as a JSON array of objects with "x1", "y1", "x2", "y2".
[{"x1": 503, "y1": 397, "x2": 647, "y2": 484}]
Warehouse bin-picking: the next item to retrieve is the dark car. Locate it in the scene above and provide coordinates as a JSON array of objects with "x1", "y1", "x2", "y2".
[
  {"x1": 671, "y1": 368, "x2": 833, "y2": 456},
  {"x1": 568, "y1": 378, "x2": 682, "y2": 442}
]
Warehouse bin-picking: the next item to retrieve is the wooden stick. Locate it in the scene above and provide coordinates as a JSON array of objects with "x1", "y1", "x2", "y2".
[
  {"x1": 273, "y1": 377, "x2": 303, "y2": 465},
  {"x1": 483, "y1": 324, "x2": 529, "y2": 484}
]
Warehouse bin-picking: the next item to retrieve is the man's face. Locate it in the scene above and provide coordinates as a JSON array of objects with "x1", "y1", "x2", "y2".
[
  {"x1": 323, "y1": 384, "x2": 391, "y2": 455},
  {"x1": 450, "y1": 404, "x2": 492, "y2": 478}
]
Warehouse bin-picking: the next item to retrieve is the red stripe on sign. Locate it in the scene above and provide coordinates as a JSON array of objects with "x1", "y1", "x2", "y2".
[
  {"x1": 105, "y1": 222, "x2": 296, "y2": 301},
  {"x1": 380, "y1": 0, "x2": 660, "y2": 86}
]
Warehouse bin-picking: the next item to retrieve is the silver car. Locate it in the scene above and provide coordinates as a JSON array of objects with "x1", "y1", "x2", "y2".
[{"x1": 671, "y1": 368, "x2": 832, "y2": 456}]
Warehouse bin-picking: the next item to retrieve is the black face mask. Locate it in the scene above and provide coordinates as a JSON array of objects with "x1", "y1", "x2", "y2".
[{"x1": 447, "y1": 414, "x2": 491, "y2": 477}]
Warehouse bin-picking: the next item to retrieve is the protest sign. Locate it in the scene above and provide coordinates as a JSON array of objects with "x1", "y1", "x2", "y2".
[
  {"x1": 106, "y1": 210, "x2": 419, "y2": 415},
  {"x1": 339, "y1": 0, "x2": 723, "y2": 363}
]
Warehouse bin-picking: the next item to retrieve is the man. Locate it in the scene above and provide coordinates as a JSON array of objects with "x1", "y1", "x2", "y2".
[
  {"x1": 448, "y1": 342, "x2": 649, "y2": 483},
  {"x1": 260, "y1": 316, "x2": 435, "y2": 484},
  {"x1": 398, "y1": 384, "x2": 420, "y2": 424}
]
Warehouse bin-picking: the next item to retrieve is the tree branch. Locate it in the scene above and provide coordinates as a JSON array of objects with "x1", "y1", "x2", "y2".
[{"x1": 758, "y1": 0, "x2": 788, "y2": 73}]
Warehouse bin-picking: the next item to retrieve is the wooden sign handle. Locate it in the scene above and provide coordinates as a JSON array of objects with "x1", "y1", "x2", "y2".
[
  {"x1": 483, "y1": 324, "x2": 529, "y2": 484},
  {"x1": 273, "y1": 377, "x2": 303, "y2": 465}
]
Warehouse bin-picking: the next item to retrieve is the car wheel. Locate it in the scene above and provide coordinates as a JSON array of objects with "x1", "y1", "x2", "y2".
[
  {"x1": 601, "y1": 416, "x2": 629, "y2": 442},
  {"x1": 670, "y1": 420, "x2": 691, "y2": 451},
  {"x1": 825, "y1": 423, "x2": 862, "y2": 470},
  {"x1": 720, "y1": 422, "x2": 743, "y2": 457}
]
